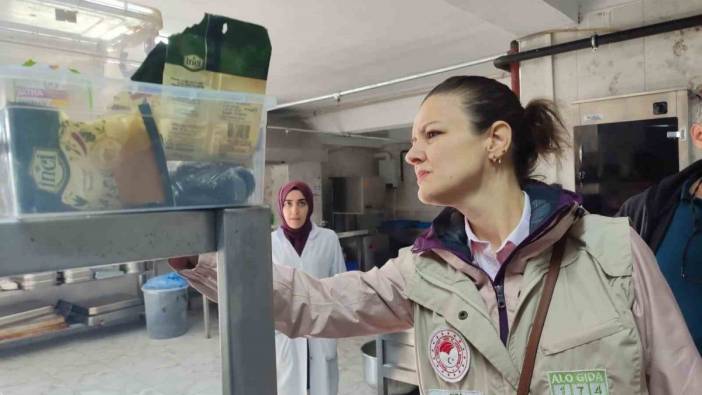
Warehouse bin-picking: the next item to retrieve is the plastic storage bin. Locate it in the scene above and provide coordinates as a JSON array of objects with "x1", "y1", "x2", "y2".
[
  {"x1": 0, "y1": 0, "x2": 162, "y2": 78},
  {"x1": 0, "y1": 69, "x2": 273, "y2": 217},
  {"x1": 142, "y1": 273, "x2": 189, "y2": 339}
]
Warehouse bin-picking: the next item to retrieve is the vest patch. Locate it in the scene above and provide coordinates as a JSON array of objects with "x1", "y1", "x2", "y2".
[
  {"x1": 428, "y1": 390, "x2": 482, "y2": 395},
  {"x1": 547, "y1": 369, "x2": 609, "y2": 395},
  {"x1": 428, "y1": 327, "x2": 470, "y2": 383}
]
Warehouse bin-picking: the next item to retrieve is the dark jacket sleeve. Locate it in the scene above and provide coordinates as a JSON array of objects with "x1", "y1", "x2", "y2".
[
  {"x1": 630, "y1": 228, "x2": 702, "y2": 393},
  {"x1": 619, "y1": 159, "x2": 702, "y2": 250},
  {"x1": 616, "y1": 189, "x2": 649, "y2": 239}
]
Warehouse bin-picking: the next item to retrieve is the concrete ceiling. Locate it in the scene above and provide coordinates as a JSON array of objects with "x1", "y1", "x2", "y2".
[{"x1": 137, "y1": 0, "x2": 583, "y2": 107}]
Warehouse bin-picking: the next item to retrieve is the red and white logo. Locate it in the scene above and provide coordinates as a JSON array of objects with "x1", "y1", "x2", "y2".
[{"x1": 428, "y1": 327, "x2": 470, "y2": 383}]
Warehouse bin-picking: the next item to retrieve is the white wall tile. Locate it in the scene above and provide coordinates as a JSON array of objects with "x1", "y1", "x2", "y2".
[
  {"x1": 643, "y1": 28, "x2": 702, "y2": 91},
  {"x1": 520, "y1": 0, "x2": 702, "y2": 189},
  {"x1": 643, "y1": 0, "x2": 702, "y2": 22}
]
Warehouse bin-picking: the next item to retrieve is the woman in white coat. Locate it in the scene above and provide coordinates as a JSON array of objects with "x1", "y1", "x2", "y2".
[{"x1": 272, "y1": 181, "x2": 346, "y2": 395}]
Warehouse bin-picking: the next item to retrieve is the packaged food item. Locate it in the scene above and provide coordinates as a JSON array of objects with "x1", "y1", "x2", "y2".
[
  {"x1": 130, "y1": 44, "x2": 166, "y2": 84},
  {"x1": 162, "y1": 14, "x2": 270, "y2": 94},
  {"x1": 131, "y1": 14, "x2": 271, "y2": 163},
  {"x1": 6, "y1": 102, "x2": 172, "y2": 213},
  {"x1": 169, "y1": 161, "x2": 255, "y2": 206},
  {"x1": 2, "y1": 60, "x2": 92, "y2": 113},
  {"x1": 114, "y1": 102, "x2": 172, "y2": 207}
]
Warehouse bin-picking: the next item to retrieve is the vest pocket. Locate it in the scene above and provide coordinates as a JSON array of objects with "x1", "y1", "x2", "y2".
[{"x1": 541, "y1": 318, "x2": 624, "y2": 355}]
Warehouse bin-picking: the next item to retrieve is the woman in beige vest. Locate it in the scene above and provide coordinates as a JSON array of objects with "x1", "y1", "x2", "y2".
[{"x1": 185, "y1": 76, "x2": 702, "y2": 394}]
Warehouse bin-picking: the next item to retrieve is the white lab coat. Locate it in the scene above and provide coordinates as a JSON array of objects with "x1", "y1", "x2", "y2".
[{"x1": 272, "y1": 224, "x2": 347, "y2": 395}]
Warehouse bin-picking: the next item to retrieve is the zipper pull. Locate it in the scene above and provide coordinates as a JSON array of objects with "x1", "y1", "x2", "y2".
[{"x1": 495, "y1": 284, "x2": 506, "y2": 309}]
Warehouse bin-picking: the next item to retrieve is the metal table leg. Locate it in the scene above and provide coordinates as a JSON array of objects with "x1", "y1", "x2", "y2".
[
  {"x1": 203, "y1": 296, "x2": 211, "y2": 339},
  {"x1": 376, "y1": 337, "x2": 390, "y2": 395},
  {"x1": 217, "y1": 207, "x2": 277, "y2": 395}
]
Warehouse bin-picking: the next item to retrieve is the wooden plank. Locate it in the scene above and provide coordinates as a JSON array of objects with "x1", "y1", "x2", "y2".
[{"x1": 0, "y1": 314, "x2": 67, "y2": 341}]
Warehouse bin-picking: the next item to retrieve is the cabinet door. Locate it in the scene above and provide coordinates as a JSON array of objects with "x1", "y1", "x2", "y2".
[{"x1": 574, "y1": 117, "x2": 679, "y2": 216}]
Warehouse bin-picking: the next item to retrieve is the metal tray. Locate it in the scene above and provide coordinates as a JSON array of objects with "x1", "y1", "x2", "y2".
[
  {"x1": 83, "y1": 304, "x2": 144, "y2": 327},
  {"x1": 86, "y1": 295, "x2": 141, "y2": 315},
  {"x1": 12, "y1": 272, "x2": 56, "y2": 281},
  {"x1": 0, "y1": 302, "x2": 54, "y2": 326}
]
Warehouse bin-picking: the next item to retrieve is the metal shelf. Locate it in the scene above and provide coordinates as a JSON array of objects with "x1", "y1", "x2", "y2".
[
  {"x1": 0, "y1": 210, "x2": 216, "y2": 276},
  {"x1": 0, "y1": 207, "x2": 276, "y2": 395},
  {"x1": 376, "y1": 330, "x2": 419, "y2": 394}
]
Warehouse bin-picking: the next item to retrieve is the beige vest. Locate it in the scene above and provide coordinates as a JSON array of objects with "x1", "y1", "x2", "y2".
[{"x1": 401, "y1": 215, "x2": 647, "y2": 395}]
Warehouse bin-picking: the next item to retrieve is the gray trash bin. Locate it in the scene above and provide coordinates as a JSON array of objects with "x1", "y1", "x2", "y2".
[{"x1": 142, "y1": 273, "x2": 189, "y2": 339}]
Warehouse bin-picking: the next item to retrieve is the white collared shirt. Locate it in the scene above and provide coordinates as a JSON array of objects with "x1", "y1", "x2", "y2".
[{"x1": 464, "y1": 192, "x2": 531, "y2": 280}]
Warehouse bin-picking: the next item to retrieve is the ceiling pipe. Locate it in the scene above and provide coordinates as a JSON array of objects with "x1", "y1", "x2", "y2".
[
  {"x1": 266, "y1": 125, "x2": 402, "y2": 142},
  {"x1": 494, "y1": 14, "x2": 702, "y2": 71},
  {"x1": 271, "y1": 14, "x2": 702, "y2": 112},
  {"x1": 271, "y1": 53, "x2": 506, "y2": 111}
]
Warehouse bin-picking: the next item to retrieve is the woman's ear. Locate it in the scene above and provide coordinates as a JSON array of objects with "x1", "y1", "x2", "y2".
[
  {"x1": 486, "y1": 121, "x2": 513, "y2": 162},
  {"x1": 691, "y1": 123, "x2": 702, "y2": 150}
]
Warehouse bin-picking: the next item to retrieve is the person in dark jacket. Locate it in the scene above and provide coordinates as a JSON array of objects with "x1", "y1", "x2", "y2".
[{"x1": 617, "y1": 109, "x2": 702, "y2": 353}]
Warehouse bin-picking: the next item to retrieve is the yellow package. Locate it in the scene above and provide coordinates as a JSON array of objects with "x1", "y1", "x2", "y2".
[{"x1": 157, "y1": 14, "x2": 271, "y2": 162}]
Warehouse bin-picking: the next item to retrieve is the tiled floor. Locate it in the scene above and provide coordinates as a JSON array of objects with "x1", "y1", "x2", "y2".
[
  {"x1": 0, "y1": 307, "x2": 396, "y2": 395},
  {"x1": 336, "y1": 334, "x2": 376, "y2": 395}
]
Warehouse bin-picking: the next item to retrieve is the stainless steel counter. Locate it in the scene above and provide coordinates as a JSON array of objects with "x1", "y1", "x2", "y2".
[
  {"x1": 376, "y1": 329, "x2": 419, "y2": 394},
  {"x1": 336, "y1": 229, "x2": 370, "y2": 239},
  {"x1": 0, "y1": 208, "x2": 276, "y2": 395},
  {"x1": 336, "y1": 229, "x2": 382, "y2": 272}
]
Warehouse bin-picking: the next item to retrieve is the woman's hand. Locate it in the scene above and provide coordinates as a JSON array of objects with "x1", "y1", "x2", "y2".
[{"x1": 168, "y1": 255, "x2": 198, "y2": 271}]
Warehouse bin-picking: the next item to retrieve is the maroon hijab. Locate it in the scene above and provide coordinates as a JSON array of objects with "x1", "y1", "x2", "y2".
[{"x1": 278, "y1": 181, "x2": 314, "y2": 256}]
